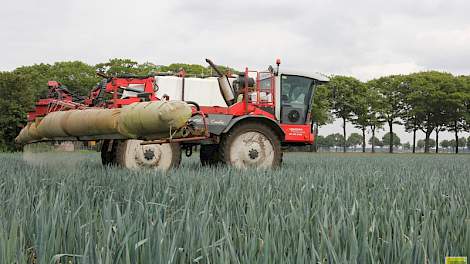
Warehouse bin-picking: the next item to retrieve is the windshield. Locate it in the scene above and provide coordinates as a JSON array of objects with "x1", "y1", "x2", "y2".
[
  {"x1": 281, "y1": 75, "x2": 315, "y2": 106},
  {"x1": 280, "y1": 75, "x2": 317, "y2": 125}
]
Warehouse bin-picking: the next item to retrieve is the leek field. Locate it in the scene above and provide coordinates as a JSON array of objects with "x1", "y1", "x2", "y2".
[{"x1": 0, "y1": 152, "x2": 469, "y2": 263}]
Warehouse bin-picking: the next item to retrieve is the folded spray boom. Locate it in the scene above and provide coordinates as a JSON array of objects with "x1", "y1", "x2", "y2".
[{"x1": 16, "y1": 101, "x2": 192, "y2": 144}]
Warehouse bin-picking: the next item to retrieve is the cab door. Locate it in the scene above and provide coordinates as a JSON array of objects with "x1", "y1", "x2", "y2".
[{"x1": 280, "y1": 75, "x2": 316, "y2": 124}]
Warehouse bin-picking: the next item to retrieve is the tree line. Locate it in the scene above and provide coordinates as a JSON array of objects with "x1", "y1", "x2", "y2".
[
  {"x1": 0, "y1": 59, "x2": 469, "y2": 153},
  {"x1": 316, "y1": 132, "x2": 470, "y2": 153},
  {"x1": 0, "y1": 59, "x2": 236, "y2": 151},
  {"x1": 312, "y1": 72, "x2": 470, "y2": 154}
]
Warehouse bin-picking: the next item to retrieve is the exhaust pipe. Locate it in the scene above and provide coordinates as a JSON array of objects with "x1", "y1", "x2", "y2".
[{"x1": 205, "y1": 59, "x2": 235, "y2": 106}]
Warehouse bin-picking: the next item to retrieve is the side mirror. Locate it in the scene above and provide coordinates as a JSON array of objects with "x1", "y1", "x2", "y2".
[{"x1": 268, "y1": 65, "x2": 274, "y2": 73}]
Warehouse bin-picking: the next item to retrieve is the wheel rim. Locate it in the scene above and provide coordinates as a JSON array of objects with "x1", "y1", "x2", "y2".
[
  {"x1": 123, "y1": 140, "x2": 174, "y2": 170},
  {"x1": 229, "y1": 131, "x2": 275, "y2": 169}
]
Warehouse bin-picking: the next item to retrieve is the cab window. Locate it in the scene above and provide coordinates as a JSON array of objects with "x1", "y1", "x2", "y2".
[{"x1": 281, "y1": 75, "x2": 315, "y2": 106}]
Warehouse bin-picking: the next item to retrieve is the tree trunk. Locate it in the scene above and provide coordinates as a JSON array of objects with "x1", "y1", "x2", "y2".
[
  {"x1": 343, "y1": 118, "x2": 347, "y2": 153},
  {"x1": 455, "y1": 122, "x2": 459, "y2": 154},
  {"x1": 412, "y1": 129, "x2": 416, "y2": 153},
  {"x1": 362, "y1": 126, "x2": 366, "y2": 153},
  {"x1": 388, "y1": 120, "x2": 393, "y2": 153},
  {"x1": 424, "y1": 130, "x2": 432, "y2": 153},
  {"x1": 371, "y1": 126, "x2": 376, "y2": 153},
  {"x1": 435, "y1": 129, "x2": 439, "y2": 153}
]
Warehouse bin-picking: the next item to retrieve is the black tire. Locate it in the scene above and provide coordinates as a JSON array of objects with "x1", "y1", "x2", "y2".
[
  {"x1": 219, "y1": 122, "x2": 282, "y2": 169},
  {"x1": 100, "y1": 140, "x2": 117, "y2": 166},
  {"x1": 200, "y1": 144, "x2": 222, "y2": 166},
  {"x1": 115, "y1": 140, "x2": 181, "y2": 171}
]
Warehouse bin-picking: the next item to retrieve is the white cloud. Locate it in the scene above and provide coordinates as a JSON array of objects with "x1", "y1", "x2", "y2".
[
  {"x1": 2, "y1": 0, "x2": 469, "y2": 78},
  {"x1": 349, "y1": 62, "x2": 425, "y2": 81}
]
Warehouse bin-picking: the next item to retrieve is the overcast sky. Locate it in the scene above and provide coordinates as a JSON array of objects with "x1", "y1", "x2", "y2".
[{"x1": 1, "y1": 0, "x2": 469, "y2": 143}]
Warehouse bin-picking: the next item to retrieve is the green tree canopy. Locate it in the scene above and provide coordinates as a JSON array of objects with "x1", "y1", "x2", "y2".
[
  {"x1": 347, "y1": 133, "x2": 363, "y2": 148},
  {"x1": 325, "y1": 133, "x2": 345, "y2": 148},
  {"x1": 348, "y1": 80, "x2": 370, "y2": 152},
  {"x1": 382, "y1": 132, "x2": 401, "y2": 147},
  {"x1": 14, "y1": 61, "x2": 99, "y2": 97},
  {"x1": 402, "y1": 142, "x2": 411, "y2": 149},
  {"x1": 369, "y1": 75, "x2": 404, "y2": 153},
  {"x1": 440, "y1": 140, "x2": 451, "y2": 148},
  {"x1": 405, "y1": 71, "x2": 456, "y2": 152},
  {"x1": 49, "y1": 61, "x2": 100, "y2": 96},
  {"x1": 13, "y1": 63, "x2": 51, "y2": 98},
  {"x1": 368, "y1": 136, "x2": 383, "y2": 147},
  {"x1": 364, "y1": 81, "x2": 385, "y2": 132},
  {"x1": 457, "y1": 137, "x2": 467, "y2": 148},
  {"x1": 311, "y1": 84, "x2": 333, "y2": 127},
  {"x1": 445, "y1": 75, "x2": 470, "y2": 152},
  {"x1": 0, "y1": 72, "x2": 35, "y2": 150},
  {"x1": 417, "y1": 138, "x2": 436, "y2": 149},
  {"x1": 314, "y1": 135, "x2": 327, "y2": 147},
  {"x1": 158, "y1": 63, "x2": 238, "y2": 77},
  {"x1": 96, "y1": 58, "x2": 148, "y2": 76},
  {"x1": 327, "y1": 76, "x2": 363, "y2": 152}
]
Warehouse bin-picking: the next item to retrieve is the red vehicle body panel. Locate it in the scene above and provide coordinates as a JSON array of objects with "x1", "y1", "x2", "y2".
[{"x1": 280, "y1": 124, "x2": 314, "y2": 143}]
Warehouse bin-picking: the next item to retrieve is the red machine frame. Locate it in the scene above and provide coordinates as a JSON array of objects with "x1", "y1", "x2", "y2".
[{"x1": 27, "y1": 67, "x2": 315, "y2": 145}]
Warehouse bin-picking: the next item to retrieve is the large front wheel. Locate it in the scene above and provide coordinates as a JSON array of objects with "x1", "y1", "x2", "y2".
[
  {"x1": 116, "y1": 140, "x2": 181, "y2": 171},
  {"x1": 219, "y1": 123, "x2": 282, "y2": 169}
]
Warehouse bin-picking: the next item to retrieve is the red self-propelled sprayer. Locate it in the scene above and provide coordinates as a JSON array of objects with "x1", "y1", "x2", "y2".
[{"x1": 17, "y1": 59, "x2": 329, "y2": 170}]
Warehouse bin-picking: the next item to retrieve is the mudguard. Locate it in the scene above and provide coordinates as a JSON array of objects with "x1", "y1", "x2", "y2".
[
  {"x1": 190, "y1": 114, "x2": 233, "y2": 135},
  {"x1": 222, "y1": 116, "x2": 285, "y2": 140}
]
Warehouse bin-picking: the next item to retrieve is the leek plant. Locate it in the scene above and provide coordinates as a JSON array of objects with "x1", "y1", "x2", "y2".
[{"x1": 0, "y1": 152, "x2": 468, "y2": 263}]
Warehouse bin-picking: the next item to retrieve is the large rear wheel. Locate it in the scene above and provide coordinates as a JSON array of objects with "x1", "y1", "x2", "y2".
[
  {"x1": 219, "y1": 122, "x2": 282, "y2": 169},
  {"x1": 115, "y1": 140, "x2": 181, "y2": 171}
]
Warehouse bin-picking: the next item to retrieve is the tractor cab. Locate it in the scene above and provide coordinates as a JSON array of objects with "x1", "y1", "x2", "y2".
[
  {"x1": 213, "y1": 64, "x2": 328, "y2": 145},
  {"x1": 224, "y1": 65, "x2": 328, "y2": 127}
]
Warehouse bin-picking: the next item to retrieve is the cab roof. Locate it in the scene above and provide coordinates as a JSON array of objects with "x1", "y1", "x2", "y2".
[{"x1": 278, "y1": 70, "x2": 330, "y2": 82}]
